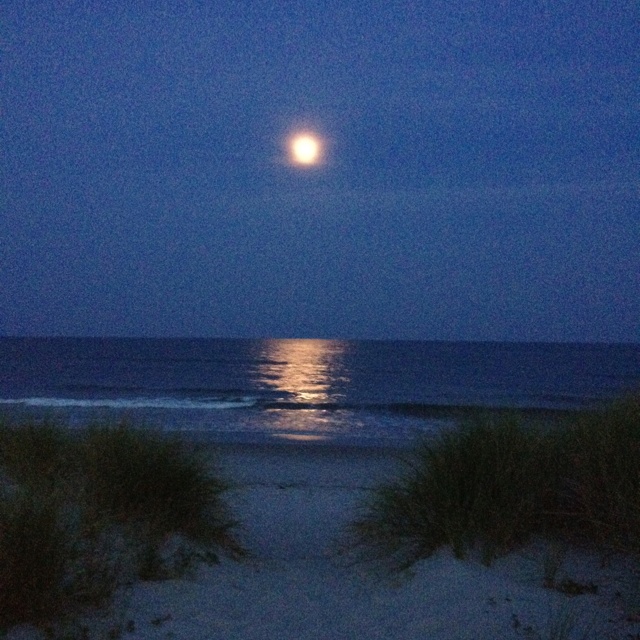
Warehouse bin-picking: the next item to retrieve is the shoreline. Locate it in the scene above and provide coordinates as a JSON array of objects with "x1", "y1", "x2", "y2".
[{"x1": 0, "y1": 404, "x2": 581, "y2": 460}]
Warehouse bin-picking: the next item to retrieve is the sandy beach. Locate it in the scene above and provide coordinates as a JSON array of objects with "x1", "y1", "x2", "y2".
[{"x1": 7, "y1": 441, "x2": 640, "y2": 640}]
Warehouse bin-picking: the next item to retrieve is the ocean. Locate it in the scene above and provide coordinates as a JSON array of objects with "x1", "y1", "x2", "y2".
[{"x1": 1, "y1": 338, "x2": 638, "y2": 447}]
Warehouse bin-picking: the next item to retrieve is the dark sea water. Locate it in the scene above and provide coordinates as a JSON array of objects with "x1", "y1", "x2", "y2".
[{"x1": 1, "y1": 338, "x2": 638, "y2": 447}]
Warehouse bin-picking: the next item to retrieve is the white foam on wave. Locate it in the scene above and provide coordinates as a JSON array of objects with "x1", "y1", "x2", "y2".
[{"x1": 0, "y1": 396, "x2": 257, "y2": 410}]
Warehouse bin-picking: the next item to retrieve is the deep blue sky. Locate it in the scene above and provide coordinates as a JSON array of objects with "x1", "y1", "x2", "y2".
[{"x1": 2, "y1": 1, "x2": 639, "y2": 341}]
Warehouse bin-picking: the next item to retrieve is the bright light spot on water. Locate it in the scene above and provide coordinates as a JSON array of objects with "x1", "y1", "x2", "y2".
[
  {"x1": 257, "y1": 339, "x2": 349, "y2": 440},
  {"x1": 272, "y1": 433, "x2": 329, "y2": 442}
]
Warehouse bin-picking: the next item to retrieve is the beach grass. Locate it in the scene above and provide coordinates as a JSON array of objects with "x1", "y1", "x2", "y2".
[
  {"x1": 559, "y1": 392, "x2": 640, "y2": 555},
  {"x1": 346, "y1": 393, "x2": 640, "y2": 569},
  {"x1": 0, "y1": 484, "x2": 73, "y2": 627},
  {"x1": 0, "y1": 419, "x2": 78, "y2": 489},
  {"x1": 346, "y1": 413, "x2": 563, "y2": 568},
  {"x1": 81, "y1": 423, "x2": 237, "y2": 548},
  {"x1": 0, "y1": 419, "x2": 242, "y2": 630}
]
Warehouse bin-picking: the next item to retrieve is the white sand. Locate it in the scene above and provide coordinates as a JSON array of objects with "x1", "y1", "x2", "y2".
[{"x1": 8, "y1": 442, "x2": 640, "y2": 640}]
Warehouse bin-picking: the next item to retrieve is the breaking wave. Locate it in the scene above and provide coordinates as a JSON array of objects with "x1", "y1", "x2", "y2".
[{"x1": 0, "y1": 396, "x2": 258, "y2": 411}]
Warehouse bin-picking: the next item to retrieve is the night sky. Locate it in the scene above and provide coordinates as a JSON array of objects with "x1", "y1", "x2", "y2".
[{"x1": 2, "y1": 1, "x2": 639, "y2": 341}]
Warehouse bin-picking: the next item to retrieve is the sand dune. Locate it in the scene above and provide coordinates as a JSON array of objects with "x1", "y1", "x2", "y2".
[{"x1": 7, "y1": 443, "x2": 639, "y2": 640}]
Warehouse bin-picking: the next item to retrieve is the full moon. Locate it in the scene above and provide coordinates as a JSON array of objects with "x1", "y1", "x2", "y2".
[{"x1": 289, "y1": 133, "x2": 322, "y2": 166}]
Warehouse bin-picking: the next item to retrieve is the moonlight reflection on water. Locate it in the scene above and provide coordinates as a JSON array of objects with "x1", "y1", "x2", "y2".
[{"x1": 255, "y1": 339, "x2": 352, "y2": 440}]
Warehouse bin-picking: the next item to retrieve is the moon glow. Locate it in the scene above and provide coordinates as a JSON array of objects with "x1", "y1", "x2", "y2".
[{"x1": 289, "y1": 133, "x2": 322, "y2": 166}]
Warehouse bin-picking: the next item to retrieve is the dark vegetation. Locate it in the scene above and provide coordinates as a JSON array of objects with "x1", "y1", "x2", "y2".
[
  {"x1": 0, "y1": 420, "x2": 242, "y2": 631},
  {"x1": 347, "y1": 393, "x2": 640, "y2": 570}
]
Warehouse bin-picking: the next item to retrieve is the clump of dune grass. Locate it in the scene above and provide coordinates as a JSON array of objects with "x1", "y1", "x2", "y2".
[
  {"x1": 0, "y1": 486, "x2": 72, "y2": 627},
  {"x1": 79, "y1": 424, "x2": 244, "y2": 580},
  {"x1": 560, "y1": 393, "x2": 640, "y2": 555},
  {"x1": 0, "y1": 419, "x2": 78, "y2": 489},
  {"x1": 0, "y1": 488, "x2": 123, "y2": 629},
  {"x1": 81, "y1": 424, "x2": 238, "y2": 550},
  {"x1": 0, "y1": 419, "x2": 242, "y2": 631},
  {"x1": 346, "y1": 413, "x2": 562, "y2": 569},
  {"x1": 346, "y1": 394, "x2": 640, "y2": 571}
]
